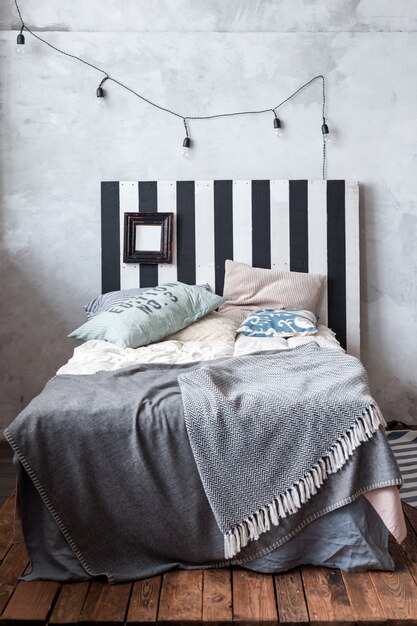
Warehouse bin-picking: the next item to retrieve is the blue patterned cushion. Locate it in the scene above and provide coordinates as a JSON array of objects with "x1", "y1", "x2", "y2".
[{"x1": 237, "y1": 308, "x2": 318, "y2": 338}]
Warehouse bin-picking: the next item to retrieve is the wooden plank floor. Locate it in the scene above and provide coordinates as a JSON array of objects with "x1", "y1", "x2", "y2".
[
  {"x1": 0, "y1": 443, "x2": 16, "y2": 508},
  {"x1": 1, "y1": 493, "x2": 417, "y2": 624}
]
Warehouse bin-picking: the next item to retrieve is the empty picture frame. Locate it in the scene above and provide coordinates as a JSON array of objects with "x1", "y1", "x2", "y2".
[{"x1": 124, "y1": 212, "x2": 173, "y2": 264}]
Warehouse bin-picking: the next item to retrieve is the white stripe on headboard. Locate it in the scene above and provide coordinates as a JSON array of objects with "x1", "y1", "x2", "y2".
[
  {"x1": 270, "y1": 180, "x2": 290, "y2": 272},
  {"x1": 233, "y1": 180, "x2": 253, "y2": 267},
  {"x1": 345, "y1": 181, "x2": 361, "y2": 357},
  {"x1": 119, "y1": 181, "x2": 139, "y2": 289},
  {"x1": 307, "y1": 181, "x2": 328, "y2": 326},
  {"x1": 157, "y1": 181, "x2": 177, "y2": 284},
  {"x1": 195, "y1": 181, "x2": 215, "y2": 288}
]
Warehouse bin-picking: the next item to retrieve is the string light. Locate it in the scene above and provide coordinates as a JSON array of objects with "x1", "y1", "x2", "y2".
[
  {"x1": 182, "y1": 119, "x2": 191, "y2": 157},
  {"x1": 96, "y1": 76, "x2": 109, "y2": 104},
  {"x1": 13, "y1": 0, "x2": 330, "y2": 179},
  {"x1": 182, "y1": 137, "x2": 191, "y2": 157},
  {"x1": 16, "y1": 26, "x2": 25, "y2": 53},
  {"x1": 273, "y1": 113, "x2": 282, "y2": 136},
  {"x1": 321, "y1": 118, "x2": 330, "y2": 141}
]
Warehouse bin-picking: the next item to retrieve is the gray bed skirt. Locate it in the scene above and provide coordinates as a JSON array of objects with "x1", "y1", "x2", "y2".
[{"x1": 15, "y1": 457, "x2": 394, "y2": 582}]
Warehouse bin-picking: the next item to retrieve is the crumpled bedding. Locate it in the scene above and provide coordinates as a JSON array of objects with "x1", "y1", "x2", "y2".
[
  {"x1": 11, "y1": 315, "x2": 405, "y2": 581},
  {"x1": 6, "y1": 360, "x2": 402, "y2": 584},
  {"x1": 57, "y1": 324, "x2": 340, "y2": 376},
  {"x1": 54, "y1": 317, "x2": 405, "y2": 545}
]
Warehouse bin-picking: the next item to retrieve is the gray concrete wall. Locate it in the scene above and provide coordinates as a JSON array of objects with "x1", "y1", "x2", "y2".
[
  {"x1": 1, "y1": 0, "x2": 416, "y2": 430},
  {"x1": 2, "y1": 0, "x2": 417, "y2": 32}
]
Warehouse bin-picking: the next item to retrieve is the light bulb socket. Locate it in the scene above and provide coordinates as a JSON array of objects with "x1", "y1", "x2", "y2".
[
  {"x1": 321, "y1": 123, "x2": 329, "y2": 136},
  {"x1": 17, "y1": 33, "x2": 25, "y2": 45},
  {"x1": 96, "y1": 86, "x2": 105, "y2": 98},
  {"x1": 273, "y1": 117, "x2": 281, "y2": 129},
  {"x1": 182, "y1": 137, "x2": 191, "y2": 148}
]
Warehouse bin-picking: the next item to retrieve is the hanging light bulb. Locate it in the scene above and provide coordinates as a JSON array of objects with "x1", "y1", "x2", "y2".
[
  {"x1": 321, "y1": 118, "x2": 330, "y2": 141},
  {"x1": 273, "y1": 116, "x2": 282, "y2": 136},
  {"x1": 96, "y1": 85, "x2": 105, "y2": 104},
  {"x1": 16, "y1": 30, "x2": 25, "y2": 54},
  {"x1": 96, "y1": 76, "x2": 109, "y2": 105},
  {"x1": 182, "y1": 137, "x2": 191, "y2": 157}
]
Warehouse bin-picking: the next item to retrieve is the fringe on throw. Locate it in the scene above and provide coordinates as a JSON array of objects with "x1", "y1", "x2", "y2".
[{"x1": 223, "y1": 404, "x2": 386, "y2": 560}]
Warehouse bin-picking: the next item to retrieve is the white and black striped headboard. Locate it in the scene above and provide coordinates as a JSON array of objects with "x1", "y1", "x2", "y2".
[{"x1": 101, "y1": 180, "x2": 360, "y2": 356}]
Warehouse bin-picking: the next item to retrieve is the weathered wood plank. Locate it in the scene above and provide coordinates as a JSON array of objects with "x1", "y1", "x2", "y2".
[
  {"x1": 78, "y1": 580, "x2": 132, "y2": 624},
  {"x1": 0, "y1": 491, "x2": 16, "y2": 561},
  {"x1": 341, "y1": 571, "x2": 385, "y2": 624},
  {"x1": 274, "y1": 569, "x2": 309, "y2": 625},
  {"x1": 49, "y1": 581, "x2": 90, "y2": 624},
  {"x1": 302, "y1": 566, "x2": 355, "y2": 626},
  {"x1": 126, "y1": 576, "x2": 161, "y2": 624},
  {"x1": 395, "y1": 514, "x2": 417, "y2": 587},
  {"x1": 158, "y1": 570, "x2": 203, "y2": 624},
  {"x1": 0, "y1": 541, "x2": 28, "y2": 586},
  {"x1": 403, "y1": 501, "x2": 417, "y2": 534},
  {"x1": 232, "y1": 569, "x2": 278, "y2": 625},
  {"x1": 0, "y1": 541, "x2": 29, "y2": 614},
  {"x1": 2, "y1": 579, "x2": 60, "y2": 621},
  {"x1": 203, "y1": 568, "x2": 232, "y2": 624},
  {"x1": 370, "y1": 537, "x2": 417, "y2": 624}
]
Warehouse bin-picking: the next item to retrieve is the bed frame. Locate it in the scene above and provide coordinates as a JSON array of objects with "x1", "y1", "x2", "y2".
[{"x1": 101, "y1": 180, "x2": 360, "y2": 357}]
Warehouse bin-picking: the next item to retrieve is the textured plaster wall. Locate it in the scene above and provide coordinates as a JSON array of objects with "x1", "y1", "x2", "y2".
[
  {"x1": 0, "y1": 0, "x2": 416, "y2": 430},
  {"x1": 2, "y1": 0, "x2": 417, "y2": 32}
]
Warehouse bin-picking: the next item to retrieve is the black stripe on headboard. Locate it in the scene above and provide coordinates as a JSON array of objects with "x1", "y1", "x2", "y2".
[
  {"x1": 289, "y1": 180, "x2": 309, "y2": 272},
  {"x1": 327, "y1": 180, "x2": 347, "y2": 349},
  {"x1": 214, "y1": 180, "x2": 234, "y2": 295},
  {"x1": 138, "y1": 181, "x2": 159, "y2": 288},
  {"x1": 252, "y1": 180, "x2": 271, "y2": 269},
  {"x1": 101, "y1": 181, "x2": 120, "y2": 293},
  {"x1": 176, "y1": 181, "x2": 196, "y2": 285}
]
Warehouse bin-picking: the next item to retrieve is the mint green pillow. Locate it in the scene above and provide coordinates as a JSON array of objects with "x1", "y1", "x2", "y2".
[{"x1": 69, "y1": 282, "x2": 224, "y2": 349}]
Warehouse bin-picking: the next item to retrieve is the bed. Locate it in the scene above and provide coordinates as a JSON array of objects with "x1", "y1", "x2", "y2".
[{"x1": 5, "y1": 179, "x2": 406, "y2": 584}]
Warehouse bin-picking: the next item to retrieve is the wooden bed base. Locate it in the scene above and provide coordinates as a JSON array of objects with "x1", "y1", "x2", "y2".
[{"x1": 0, "y1": 492, "x2": 417, "y2": 624}]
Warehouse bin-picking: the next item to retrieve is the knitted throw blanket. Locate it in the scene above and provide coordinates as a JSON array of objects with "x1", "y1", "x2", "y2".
[{"x1": 178, "y1": 343, "x2": 386, "y2": 559}]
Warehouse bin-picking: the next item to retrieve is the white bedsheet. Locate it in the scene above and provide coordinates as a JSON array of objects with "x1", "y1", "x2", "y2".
[
  {"x1": 57, "y1": 324, "x2": 341, "y2": 376},
  {"x1": 57, "y1": 339, "x2": 235, "y2": 375},
  {"x1": 234, "y1": 324, "x2": 341, "y2": 356}
]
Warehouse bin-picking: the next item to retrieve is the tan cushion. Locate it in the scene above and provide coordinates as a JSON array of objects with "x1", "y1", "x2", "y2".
[
  {"x1": 164, "y1": 311, "x2": 239, "y2": 343},
  {"x1": 218, "y1": 260, "x2": 325, "y2": 323}
]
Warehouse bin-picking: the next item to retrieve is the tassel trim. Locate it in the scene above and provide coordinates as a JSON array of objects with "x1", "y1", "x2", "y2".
[{"x1": 224, "y1": 404, "x2": 385, "y2": 560}]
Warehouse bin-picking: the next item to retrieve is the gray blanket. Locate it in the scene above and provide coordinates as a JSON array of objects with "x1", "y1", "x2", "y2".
[
  {"x1": 178, "y1": 343, "x2": 388, "y2": 558},
  {"x1": 4, "y1": 350, "x2": 402, "y2": 583}
]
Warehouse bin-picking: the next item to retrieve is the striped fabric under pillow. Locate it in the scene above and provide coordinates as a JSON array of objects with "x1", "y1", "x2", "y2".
[
  {"x1": 84, "y1": 284, "x2": 210, "y2": 319},
  {"x1": 84, "y1": 288, "x2": 148, "y2": 320},
  {"x1": 218, "y1": 260, "x2": 325, "y2": 323}
]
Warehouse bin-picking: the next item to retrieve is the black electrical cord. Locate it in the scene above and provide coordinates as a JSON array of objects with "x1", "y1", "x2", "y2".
[{"x1": 14, "y1": 0, "x2": 329, "y2": 178}]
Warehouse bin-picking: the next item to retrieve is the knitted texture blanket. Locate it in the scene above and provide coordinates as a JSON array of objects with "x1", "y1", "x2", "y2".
[{"x1": 178, "y1": 343, "x2": 386, "y2": 559}]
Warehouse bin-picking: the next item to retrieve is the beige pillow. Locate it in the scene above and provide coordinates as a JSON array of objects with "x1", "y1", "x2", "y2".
[
  {"x1": 164, "y1": 311, "x2": 239, "y2": 343},
  {"x1": 218, "y1": 260, "x2": 325, "y2": 323}
]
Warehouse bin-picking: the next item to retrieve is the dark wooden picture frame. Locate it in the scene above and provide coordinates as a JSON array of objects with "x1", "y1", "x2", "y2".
[{"x1": 124, "y1": 212, "x2": 173, "y2": 264}]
